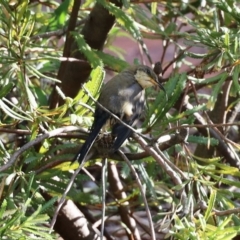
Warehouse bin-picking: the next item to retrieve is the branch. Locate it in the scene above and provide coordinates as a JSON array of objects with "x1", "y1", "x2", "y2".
[
  {"x1": 182, "y1": 95, "x2": 240, "y2": 169},
  {"x1": 0, "y1": 128, "x2": 31, "y2": 135},
  {"x1": 31, "y1": 19, "x2": 87, "y2": 40},
  {"x1": 132, "y1": 133, "x2": 190, "y2": 216},
  {"x1": 118, "y1": 150, "x2": 156, "y2": 240},
  {"x1": 0, "y1": 126, "x2": 82, "y2": 172},
  {"x1": 198, "y1": 201, "x2": 240, "y2": 217},
  {"x1": 108, "y1": 161, "x2": 141, "y2": 240}
]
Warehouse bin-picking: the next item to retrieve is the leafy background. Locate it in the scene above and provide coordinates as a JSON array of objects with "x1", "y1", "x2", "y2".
[{"x1": 0, "y1": 0, "x2": 240, "y2": 239}]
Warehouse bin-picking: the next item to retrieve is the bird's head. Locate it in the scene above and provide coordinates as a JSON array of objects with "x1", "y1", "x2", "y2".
[{"x1": 134, "y1": 65, "x2": 164, "y2": 91}]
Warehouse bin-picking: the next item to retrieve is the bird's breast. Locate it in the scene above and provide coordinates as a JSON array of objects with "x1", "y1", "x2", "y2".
[{"x1": 122, "y1": 101, "x2": 134, "y2": 119}]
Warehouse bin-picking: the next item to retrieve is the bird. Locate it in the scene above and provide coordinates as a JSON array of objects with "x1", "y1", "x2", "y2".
[{"x1": 73, "y1": 64, "x2": 164, "y2": 163}]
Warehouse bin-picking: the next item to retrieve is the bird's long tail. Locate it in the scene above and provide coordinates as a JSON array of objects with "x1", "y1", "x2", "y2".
[{"x1": 73, "y1": 113, "x2": 109, "y2": 163}]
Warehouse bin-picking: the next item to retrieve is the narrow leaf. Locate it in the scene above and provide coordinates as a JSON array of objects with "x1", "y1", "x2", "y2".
[{"x1": 204, "y1": 189, "x2": 216, "y2": 221}]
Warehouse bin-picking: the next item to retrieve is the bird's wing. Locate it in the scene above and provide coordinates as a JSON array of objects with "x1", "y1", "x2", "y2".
[
  {"x1": 73, "y1": 109, "x2": 110, "y2": 163},
  {"x1": 111, "y1": 116, "x2": 137, "y2": 152},
  {"x1": 111, "y1": 90, "x2": 145, "y2": 152}
]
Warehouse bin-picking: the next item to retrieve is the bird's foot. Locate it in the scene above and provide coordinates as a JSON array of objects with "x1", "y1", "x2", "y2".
[{"x1": 96, "y1": 133, "x2": 115, "y2": 157}]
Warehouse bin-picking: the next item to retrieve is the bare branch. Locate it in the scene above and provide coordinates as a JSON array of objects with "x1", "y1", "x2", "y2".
[{"x1": 0, "y1": 126, "x2": 82, "y2": 172}]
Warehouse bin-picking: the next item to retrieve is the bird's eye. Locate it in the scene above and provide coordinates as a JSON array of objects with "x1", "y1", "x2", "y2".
[{"x1": 146, "y1": 68, "x2": 151, "y2": 75}]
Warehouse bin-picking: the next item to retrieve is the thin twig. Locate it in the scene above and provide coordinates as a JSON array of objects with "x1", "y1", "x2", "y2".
[
  {"x1": 31, "y1": 19, "x2": 87, "y2": 40},
  {"x1": 108, "y1": 162, "x2": 141, "y2": 239},
  {"x1": 133, "y1": 133, "x2": 187, "y2": 183},
  {"x1": 183, "y1": 97, "x2": 240, "y2": 168},
  {"x1": 0, "y1": 128, "x2": 31, "y2": 135},
  {"x1": 226, "y1": 100, "x2": 240, "y2": 134},
  {"x1": 138, "y1": 39, "x2": 152, "y2": 65},
  {"x1": 162, "y1": 47, "x2": 191, "y2": 75},
  {"x1": 118, "y1": 150, "x2": 156, "y2": 240},
  {"x1": 101, "y1": 158, "x2": 107, "y2": 240},
  {"x1": 199, "y1": 202, "x2": 240, "y2": 216},
  {"x1": 132, "y1": 133, "x2": 189, "y2": 215},
  {"x1": 49, "y1": 159, "x2": 86, "y2": 233}
]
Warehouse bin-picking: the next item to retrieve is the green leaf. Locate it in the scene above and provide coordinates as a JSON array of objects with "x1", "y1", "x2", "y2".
[
  {"x1": 98, "y1": 0, "x2": 142, "y2": 40},
  {"x1": 27, "y1": 62, "x2": 61, "y2": 83},
  {"x1": 133, "y1": 5, "x2": 168, "y2": 36},
  {"x1": 16, "y1": 0, "x2": 28, "y2": 23},
  {"x1": 231, "y1": 64, "x2": 240, "y2": 96},
  {"x1": 160, "y1": 104, "x2": 205, "y2": 126},
  {"x1": 185, "y1": 51, "x2": 215, "y2": 59},
  {"x1": 0, "y1": 99, "x2": 32, "y2": 122},
  {"x1": 74, "y1": 65, "x2": 104, "y2": 115},
  {"x1": 151, "y1": 2, "x2": 157, "y2": 15},
  {"x1": 30, "y1": 87, "x2": 48, "y2": 106},
  {"x1": 0, "y1": 82, "x2": 14, "y2": 98},
  {"x1": 133, "y1": 162, "x2": 157, "y2": 199},
  {"x1": 208, "y1": 162, "x2": 240, "y2": 177},
  {"x1": 204, "y1": 189, "x2": 216, "y2": 221},
  {"x1": 47, "y1": 0, "x2": 72, "y2": 31},
  {"x1": 206, "y1": 72, "x2": 228, "y2": 110},
  {"x1": 146, "y1": 73, "x2": 186, "y2": 128},
  {"x1": 39, "y1": 197, "x2": 58, "y2": 214},
  {"x1": 208, "y1": 173, "x2": 240, "y2": 188},
  {"x1": 165, "y1": 22, "x2": 177, "y2": 35},
  {"x1": 0, "y1": 207, "x2": 24, "y2": 233},
  {"x1": 26, "y1": 85, "x2": 38, "y2": 110},
  {"x1": 0, "y1": 199, "x2": 7, "y2": 219},
  {"x1": 198, "y1": 72, "x2": 224, "y2": 85},
  {"x1": 187, "y1": 135, "x2": 219, "y2": 146},
  {"x1": 95, "y1": 51, "x2": 130, "y2": 71},
  {"x1": 72, "y1": 33, "x2": 102, "y2": 68}
]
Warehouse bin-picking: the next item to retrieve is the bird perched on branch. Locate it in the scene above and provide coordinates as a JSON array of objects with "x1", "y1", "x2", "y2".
[{"x1": 73, "y1": 64, "x2": 164, "y2": 163}]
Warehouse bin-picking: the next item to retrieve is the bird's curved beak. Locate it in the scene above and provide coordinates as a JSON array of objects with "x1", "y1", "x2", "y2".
[
  {"x1": 150, "y1": 77, "x2": 165, "y2": 91},
  {"x1": 151, "y1": 76, "x2": 168, "y2": 100}
]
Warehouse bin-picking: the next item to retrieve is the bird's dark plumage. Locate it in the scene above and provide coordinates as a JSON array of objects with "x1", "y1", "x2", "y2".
[
  {"x1": 74, "y1": 65, "x2": 162, "y2": 163},
  {"x1": 74, "y1": 110, "x2": 110, "y2": 163}
]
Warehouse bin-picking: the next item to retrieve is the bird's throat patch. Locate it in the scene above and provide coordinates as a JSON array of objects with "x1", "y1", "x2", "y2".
[{"x1": 134, "y1": 70, "x2": 154, "y2": 88}]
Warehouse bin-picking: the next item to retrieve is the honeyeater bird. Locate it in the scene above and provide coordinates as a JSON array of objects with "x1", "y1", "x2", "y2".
[{"x1": 74, "y1": 65, "x2": 163, "y2": 163}]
